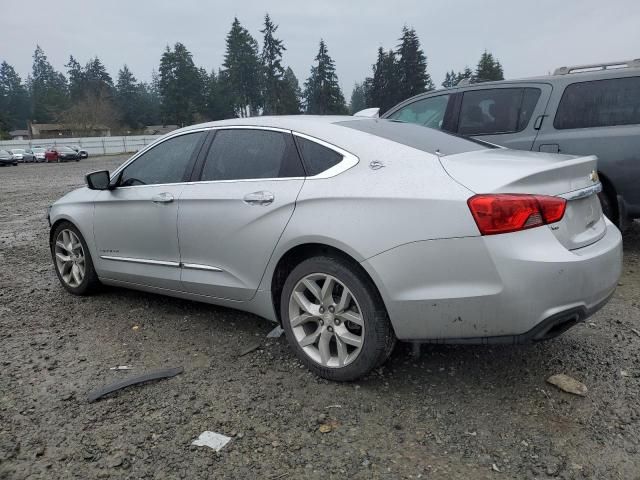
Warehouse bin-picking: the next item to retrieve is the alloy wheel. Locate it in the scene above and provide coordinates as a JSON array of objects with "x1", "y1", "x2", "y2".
[
  {"x1": 288, "y1": 273, "x2": 365, "y2": 368},
  {"x1": 54, "y1": 229, "x2": 85, "y2": 288}
]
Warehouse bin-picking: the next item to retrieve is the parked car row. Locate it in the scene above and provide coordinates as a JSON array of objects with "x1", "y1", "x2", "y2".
[{"x1": 0, "y1": 145, "x2": 89, "y2": 165}]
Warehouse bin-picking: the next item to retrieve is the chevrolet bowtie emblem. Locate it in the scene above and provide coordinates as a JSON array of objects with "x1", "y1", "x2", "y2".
[{"x1": 589, "y1": 170, "x2": 599, "y2": 183}]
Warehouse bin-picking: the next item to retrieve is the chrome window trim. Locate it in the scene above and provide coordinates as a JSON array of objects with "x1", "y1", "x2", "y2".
[
  {"x1": 100, "y1": 255, "x2": 180, "y2": 267},
  {"x1": 292, "y1": 131, "x2": 359, "y2": 179},
  {"x1": 108, "y1": 125, "x2": 359, "y2": 187},
  {"x1": 182, "y1": 263, "x2": 223, "y2": 272},
  {"x1": 110, "y1": 127, "x2": 212, "y2": 179},
  {"x1": 558, "y1": 183, "x2": 602, "y2": 200}
]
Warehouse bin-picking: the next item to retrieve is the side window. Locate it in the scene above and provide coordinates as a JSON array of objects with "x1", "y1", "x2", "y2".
[
  {"x1": 119, "y1": 132, "x2": 205, "y2": 186},
  {"x1": 458, "y1": 88, "x2": 541, "y2": 135},
  {"x1": 387, "y1": 95, "x2": 450, "y2": 129},
  {"x1": 200, "y1": 129, "x2": 304, "y2": 181},
  {"x1": 554, "y1": 77, "x2": 640, "y2": 129},
  {"x1": 295, "y1": 137, "x2": 344, "y2": 176}
]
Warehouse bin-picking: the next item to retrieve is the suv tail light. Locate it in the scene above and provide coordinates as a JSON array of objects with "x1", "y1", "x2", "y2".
[{"x1": 467, "y1": 194, "x2": 566, "y2": 235}]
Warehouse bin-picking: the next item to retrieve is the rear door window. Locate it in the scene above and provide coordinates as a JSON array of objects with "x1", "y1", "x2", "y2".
[
  {"x1": 554, "y1": 77, "x2": 640, "y2": 129},
  {"x1": 200, "y1": 129, "x2": 304, "y2": 181},
  {"x1": 458, "y1": 88, "x2": 541, "y2": 135},
  {"x1": 386, "y1": 94, "x2": 450, "y2": 129}
]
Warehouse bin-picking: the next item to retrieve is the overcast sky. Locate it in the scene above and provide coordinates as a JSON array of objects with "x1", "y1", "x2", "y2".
[{"x1": 3, "y1": 0, "x2": 640, "y2": 98}]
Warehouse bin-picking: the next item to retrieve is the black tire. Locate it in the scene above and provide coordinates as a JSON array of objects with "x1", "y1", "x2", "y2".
[
  {"x1": 50, "y1": 221, "x2": 100, "y2": 295},
  {"x1": 280, "y1": 256, "x2": 396, "y2": 381},
  {"x1": 598, "y1": 187, "x2": 617, "y2": 225}
]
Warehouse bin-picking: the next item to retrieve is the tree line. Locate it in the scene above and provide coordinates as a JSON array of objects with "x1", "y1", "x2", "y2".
[{"x1": 0, "y1": 14, "x2": 505, "y2": 138}]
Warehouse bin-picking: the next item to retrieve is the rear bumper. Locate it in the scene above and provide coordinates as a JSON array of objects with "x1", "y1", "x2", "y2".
[{"x1": 361, "y1": 219, "x2": 622, "y2": 341}]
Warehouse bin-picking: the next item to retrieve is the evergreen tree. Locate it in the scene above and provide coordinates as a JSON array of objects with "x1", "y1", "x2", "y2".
[
  {"x1": 65, "y1": 55, "x2": 85, "y2": 101},
  {"x1": 396, "y1": 26, "x2": 433, "y2": 99},
  {"x1": 349, "y1": 82, "x2": 367, "y2": 114},
  {"x1": 367, "y1": 48, "x2": 402, "y2": 114},
  {"x1": 222, "y1": 17, "x2": 262, "y2": 117},
  {"x1": 0, "y1": 62, "x2": 30, "y2": 132},
  {"x1": 159, "y1": 42, "x2": 204, "y2": 126},
  {"x1": 84, "y1": 57, "x2": 114, "y2": 97},
  {"x1": 260, "y1": 13, "x2": 287, "y2": 115},
  {"x1": 205, "y1": 69, "x2": 236, "y2": 120},
  {"x1": 281, "y1": 67, "x2": 302, "y2": 114},
  {"x1": 116, "y1": 65, "x2": 141, "y2": 128},
  {"x1": 137, "y1": 78, "x2": 162, "y2": 126},
  {"x1": 442, "y1": 70, "x2": 457, "y2": 88},
  {"x1": 30, "y1": 46, "x2": 69, "y2": 123},
  {"x1": 303, "y1": 40, "x2": 348, "y2": 115},
  {"x1": 456, "y1": 66, "x2": 474, "y2": 85},
  {"x1": 475, "y1": 51, "x2": 504, "y2": 82}
]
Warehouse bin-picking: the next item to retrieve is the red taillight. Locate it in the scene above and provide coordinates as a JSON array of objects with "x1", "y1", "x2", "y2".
[{"x1": 467, "y1": 194, "x2": 566, "y2": 235}]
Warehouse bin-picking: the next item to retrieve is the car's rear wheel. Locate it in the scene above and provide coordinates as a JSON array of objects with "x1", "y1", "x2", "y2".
[
  {"x1": 598, "y1": 187, "x2": 617, "y2": 225},
  {"x1": 51, "y1": 222, "x2": 100, "y2": 295},
  {"x1": 280, "y1": 256, "x2": 395, "y2": 381}
]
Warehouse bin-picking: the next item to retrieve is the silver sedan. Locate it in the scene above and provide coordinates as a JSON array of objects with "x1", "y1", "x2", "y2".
[{"x1": 48, "y1": 116, "x2": 622, "y2": 380}]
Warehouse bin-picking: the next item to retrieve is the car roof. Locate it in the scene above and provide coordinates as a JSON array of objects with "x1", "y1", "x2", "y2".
[{"x1": 384, "y1": 65, "x2": 640, "y2": 113}]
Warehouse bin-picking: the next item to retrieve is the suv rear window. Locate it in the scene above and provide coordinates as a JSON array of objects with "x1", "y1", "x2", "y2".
[
  {"x1": 336, "y1": 119, "x2": 492, "y2": 156},
  {"x1": 554, "y1": 77, "x2": 640, "y2": 129},
  {"x1": 458, "y1": 88, "x2": 541, "y2": 135}
]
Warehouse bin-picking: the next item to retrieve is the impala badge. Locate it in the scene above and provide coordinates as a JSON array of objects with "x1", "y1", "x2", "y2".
[
  {"x1": 369, "y1": 160, "x2": 385, "y2": 170},
  {"x1": 589, "y1": 170, "x2": 599, "y2": 183}
]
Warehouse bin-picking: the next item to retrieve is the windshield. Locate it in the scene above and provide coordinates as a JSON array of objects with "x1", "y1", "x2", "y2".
[
  {"x1": 11, "y1": 149, "x2": 25, "y2": 154},
  {"x1": 32, "y1": 147, "x2": 45, "y2": 152},
  {"x1": 59, "y1": 146, "x2": 75, "y2": 152},
  {"x1": 335, "y1": 118, "x2": 497, "y2": 156}
]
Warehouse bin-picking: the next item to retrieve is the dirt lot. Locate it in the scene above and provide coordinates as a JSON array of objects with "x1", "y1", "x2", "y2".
[{"x1": 1, "y1": 155, "x2": 639, "y2": 479}]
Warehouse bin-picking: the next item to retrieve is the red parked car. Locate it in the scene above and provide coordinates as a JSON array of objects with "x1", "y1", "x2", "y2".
[{"x1": 45, "y1": 146, "x2": 80, "y2": 163}]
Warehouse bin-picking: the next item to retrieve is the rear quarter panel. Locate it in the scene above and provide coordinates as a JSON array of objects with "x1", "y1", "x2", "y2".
[{"x1": 260, "y1": 138, "x2": 479, "y2": 293}]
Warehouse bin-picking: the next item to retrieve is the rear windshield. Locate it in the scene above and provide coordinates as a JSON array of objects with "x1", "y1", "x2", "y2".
[{"x1": 335, "y1": 119, "x2": 494, "y2": 155}]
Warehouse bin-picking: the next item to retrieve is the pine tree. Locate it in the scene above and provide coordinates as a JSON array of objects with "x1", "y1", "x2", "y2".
[
  {"x1": 260, "y1": 13, "x2": 287, "y2": 115},
  {"x1": 159, "y1": 42, "x2": 204, "y2": 126},
  {"x1": 349, "y1": 82, "x2": 367, "y2": 114},
  {"x1": 0, "y1": 62, "x2": 30, "y2": 132},
  {"x1": 396, "y1": 26, "x2": 433, "y2": 99},
  {"x1": 442, "y1": 70, "x2": 457, "y2": 88},
  {"x1": 116, "y1": 65, "x2": 141, "y2": 128},
  {"x1": 222, "y1": 18, "x2": 262, "y2": 117},
  {"x1": 31, "y1": 46, "x2": 69, "y2": 123},
  {"x1": 456, "y1": 66, "x2": 474, "y2": 85},
  {"x1": 66, "y1": 55, "x2": 85, "y2": 101},
  {"x1": 303, "y1": 40, "x2": 348, "y2": 115},
  {"x1": 367, "y1": 48, "x2": 402, "y2": 114},
  {"x1": 475, "y1": 51, "x2": 504, "y2": 82},
  {"x1": 84, "y1": 57, "x2": 114, "y2": 97},
  {"x1": 204, "y1": 69, "x2": 236, "y2": 121},
  {"x1": 281, "y1": 67, "x2": 302, "y2": 114}
]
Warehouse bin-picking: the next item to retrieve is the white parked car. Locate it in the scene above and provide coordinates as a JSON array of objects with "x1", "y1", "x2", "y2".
[{"x1": 47, "y1": 116, "x2": 622, "y2": 380}]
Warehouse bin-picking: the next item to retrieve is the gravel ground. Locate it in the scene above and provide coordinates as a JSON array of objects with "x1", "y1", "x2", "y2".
[{"x1": 1, "y1": 156, "x2": 639, "y2": 480}]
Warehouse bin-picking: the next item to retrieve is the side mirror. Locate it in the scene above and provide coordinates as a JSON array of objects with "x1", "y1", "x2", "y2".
[{"x1": 86, "y1": 170, "x2": 111, "y2": 190}]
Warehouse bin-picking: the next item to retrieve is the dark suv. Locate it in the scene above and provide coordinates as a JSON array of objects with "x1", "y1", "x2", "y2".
[{"x1": 383, "y1": 59, "x2": 640, "y2": 228}]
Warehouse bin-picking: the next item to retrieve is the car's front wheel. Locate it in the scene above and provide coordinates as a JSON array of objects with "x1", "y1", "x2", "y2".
[
  {"x1": 51, "y1": 222, "x2": 100, "y2": 295},
  {"x1": 280, "y1": 256, "x2": 395, "y2": 381}
]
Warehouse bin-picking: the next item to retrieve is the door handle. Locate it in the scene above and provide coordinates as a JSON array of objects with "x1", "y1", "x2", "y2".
[
  {"x1": 151, "y1": 192, "x2": 174, "y2": 203},
  {"x1": 243, "y1": 191, "x2": 275, "y2": 206}
]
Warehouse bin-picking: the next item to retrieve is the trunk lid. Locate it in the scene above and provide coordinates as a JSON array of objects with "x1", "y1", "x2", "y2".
[{"x1": 439, "y1": 149, "x2": 606, "y2": 250}]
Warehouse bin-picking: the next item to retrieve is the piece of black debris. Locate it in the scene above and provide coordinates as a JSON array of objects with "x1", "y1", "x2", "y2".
[
  {"x1": 87, "y1": 367, "x2": 184, "y2": 403},
  {"x1": 238, "y1": 342, "x2": 262, "y2": 357}
]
